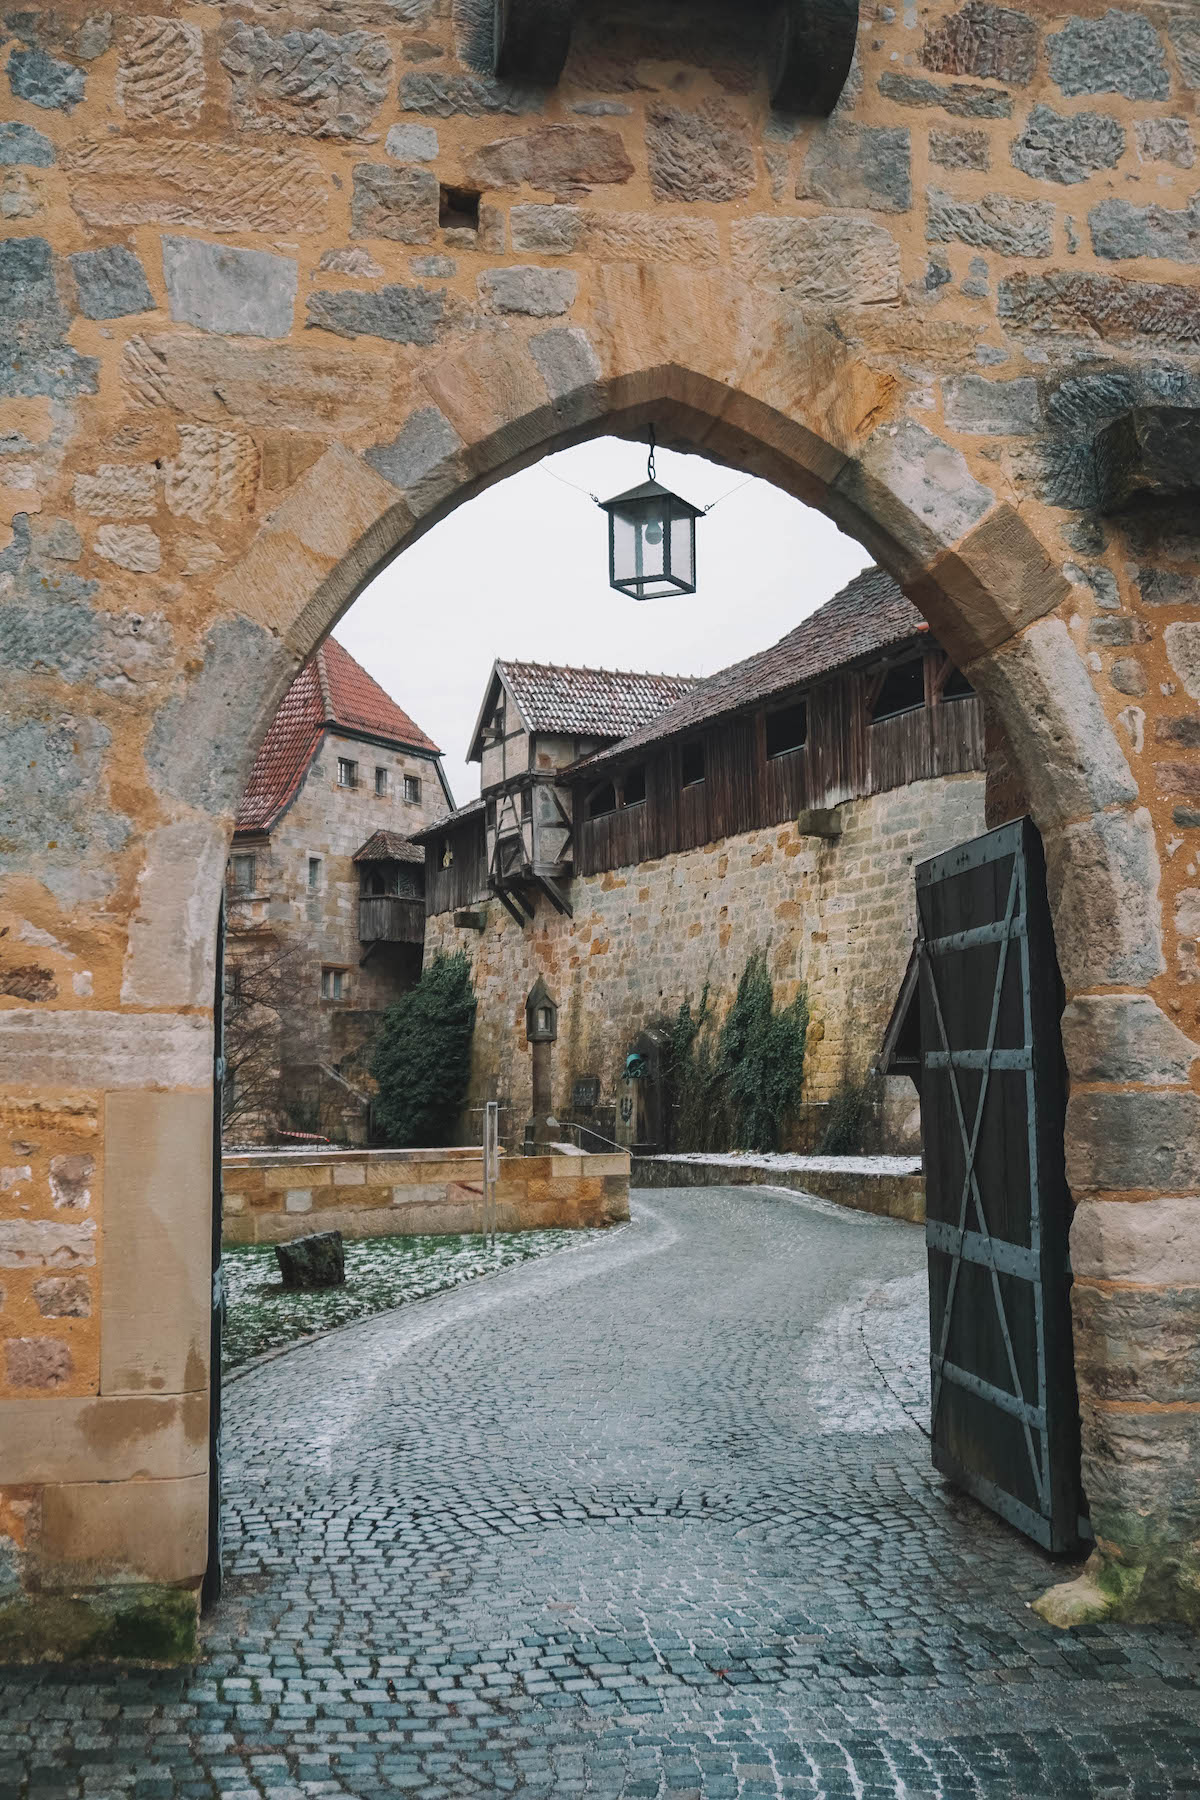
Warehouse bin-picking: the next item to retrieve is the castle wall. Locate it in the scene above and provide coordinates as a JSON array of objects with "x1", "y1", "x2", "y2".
[{"x1": 425, "y1": 772, "x2": 986, "y2": 1148}]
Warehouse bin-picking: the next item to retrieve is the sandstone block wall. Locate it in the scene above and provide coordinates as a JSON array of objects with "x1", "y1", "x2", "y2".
[
  {"x1": 222, "y1": 1147, "x2": 631, "y2": 1243},
  {"x1": 1, "y1": 0, "x2": 1199, "y2": 1640},
  {"x1": 425, "y1": 773, "x2": 986, "y2": 1143}
]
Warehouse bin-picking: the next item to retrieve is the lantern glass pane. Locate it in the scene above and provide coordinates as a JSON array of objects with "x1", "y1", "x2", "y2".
[
  {"x1": 610, "y1": 509, "x2": 635, "y2": 586},
  {"x1": 669, "y1": 507, "x2": 695, "y2": 589}
]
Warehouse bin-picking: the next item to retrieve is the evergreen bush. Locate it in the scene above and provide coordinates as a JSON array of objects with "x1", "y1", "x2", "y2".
[
  {"x1": 663, "y1": 953, "x2": 808, "y2": 1153},
  {"x1": 818, "y1": 1078, "x2": 870, "y2": 1155},
  {"x1": 370, "y1": 952, "x2": 477, "y2": 1147}
]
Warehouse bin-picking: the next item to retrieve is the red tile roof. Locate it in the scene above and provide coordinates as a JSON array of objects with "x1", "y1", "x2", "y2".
[
  {"x1": 577, "y1": 567, "x2": 925, "y2": 774},
  {"x1": 235, "y1": 638, "x2": 441, "y2": 834},
  {"x1": 498, "y1": 660, "x2": 700, "y2": 741}
]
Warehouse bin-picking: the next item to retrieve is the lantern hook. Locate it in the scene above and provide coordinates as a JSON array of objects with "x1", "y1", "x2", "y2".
[{"x1": 647, "y1": 426, "x2": 656, "y2": 484}]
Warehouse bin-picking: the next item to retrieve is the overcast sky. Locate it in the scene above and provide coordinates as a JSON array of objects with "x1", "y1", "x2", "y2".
[{"x1": 336, "y1": 437, "x2": 871, "y2": 809}]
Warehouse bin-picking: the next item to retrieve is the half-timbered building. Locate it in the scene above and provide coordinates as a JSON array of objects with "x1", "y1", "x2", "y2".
[{"x1": 419, "y1": 567, "x2": 989, "y2": 1152}]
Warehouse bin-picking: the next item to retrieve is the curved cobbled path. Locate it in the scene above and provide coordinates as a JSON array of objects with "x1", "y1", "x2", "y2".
[{"x1": 5, "y1": 1186, "x2": 1200, "y2": 1799}]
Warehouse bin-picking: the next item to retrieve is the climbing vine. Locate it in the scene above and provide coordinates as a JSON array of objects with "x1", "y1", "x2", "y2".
[
  {"x1": 663, "y1": 953, "x2": 808, "y2": 1154},
  {"x1": 370, "y1": 952, "x2": 477, "y2": 1147}
]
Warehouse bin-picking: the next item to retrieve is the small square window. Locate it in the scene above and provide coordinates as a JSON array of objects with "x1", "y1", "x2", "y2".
[
  {"x1": 308, "y1": 857, "x2": 321, "y2": 892},
  {"x1": 228, "y1": 852, "x2": 256, "y2": 894},
  {"x1": 338, "y1": 757, "x2": 358, "y2": 789},
  {"x1": 404, "y1": 774, "x2": 421, "y2": 803},
  {"x1": 375, "y1": 766, "x2": 389, "y2": 797},
  {"x1": 321, "y1": 967, "x2": 347, "y2": 1001}
]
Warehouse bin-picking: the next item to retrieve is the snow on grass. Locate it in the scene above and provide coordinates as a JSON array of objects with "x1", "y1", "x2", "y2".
[
  {"x1": 222, "y1": 1228, "x2": 607, "y2": 1372},
  {"x1": 645, "y1": 1150, "x2": 922, "y2": 1177}
]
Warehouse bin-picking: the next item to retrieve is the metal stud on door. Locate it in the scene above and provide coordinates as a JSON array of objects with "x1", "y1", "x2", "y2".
[{"x1": 917, "y1": 818, "x2": 1084, "y2": 1553}]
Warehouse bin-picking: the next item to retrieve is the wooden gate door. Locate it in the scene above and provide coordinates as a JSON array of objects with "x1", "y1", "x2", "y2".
[{"x1": 917, "y1": 817, "x2": 1083, "y2": 1552}]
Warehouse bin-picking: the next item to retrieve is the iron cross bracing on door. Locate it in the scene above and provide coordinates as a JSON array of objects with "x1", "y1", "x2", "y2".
[
  {"x1": 917, "y1": 818, "x2": 1084, "y2": 1554},
  {"x1": 492, "y1": 0, "x2": 860, "y2": 116}
]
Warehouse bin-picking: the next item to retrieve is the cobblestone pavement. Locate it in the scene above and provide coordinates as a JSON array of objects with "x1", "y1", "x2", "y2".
[{"x1": 4, "y1": 1186, "x2": 1200, "y2": 1799}]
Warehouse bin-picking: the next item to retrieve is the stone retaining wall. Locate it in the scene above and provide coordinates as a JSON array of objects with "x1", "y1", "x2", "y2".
[
  {"x1": 223, "y1": 1147, "x2": 631, "y2": 1244},
  {"x1": 633, "y1": 1156, "x2": 925, "y2": 1226}
]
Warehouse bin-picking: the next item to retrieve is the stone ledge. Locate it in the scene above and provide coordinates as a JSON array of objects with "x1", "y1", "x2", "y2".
[{"x1": 631, "y1": 1155, "x2": 924, "y2": 1225}]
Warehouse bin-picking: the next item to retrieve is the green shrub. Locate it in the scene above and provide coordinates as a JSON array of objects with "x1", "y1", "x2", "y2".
[
  {"x1": 370, "y1": 952, "x2": 477, "y2": 1147},
  {"x1": 818, "y1": 1078, "x2": 870, "y2": 1155},
  {"x1": 663, "y1": 954, "x2": 808, "y2": 1153},
  {"x1": 718, "y1": 952, "x2": 809, "y2": 1153}
]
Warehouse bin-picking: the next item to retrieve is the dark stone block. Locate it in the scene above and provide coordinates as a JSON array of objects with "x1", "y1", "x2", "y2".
[
  {"x1": 1094, "y1": 407, "x2": 1200, "y2": 512},
  {"x1": 802, "y1": 124, "x2": 911, "y2": 214},
  {"x1": 0, "y1": 235, "x2": 99, "y2": 399},
  {"x1": 306, "y1": 282, "x2": 446, "y2": 345},
  {"x1": 1138, "y1": 568, "x2": 1200, "y2": 607},
  {"x1": 1156, "y1": 717, "x2": 1200, "y2": 749},
  {"x1": 1087, "y1": 616, "x2": 1144, "y2": 647},
  {"x1": 1091, "y1": 193, "x2": 1200, "y2": 265},
  {"x1": 1047, "y1": 9, "x2": 1169, "y2": 101},
  {"x1": 1174, "y1": 807, "x2": 1200, "y2": 828},
  {"x1": 275, "y1": 1230, "x2": 345, "y2": 1290},
  {"x1": 399, "y1": 71, "x2": 542, "y2": 116},
  {"x1": 998, "y1": 271, "x2": 1200, "y2": 349},
  {"x1": 927, "y1": 188, "x2": 1053, "y2": 256},
  {"x1": 69, "y1": 245, "x2": 154, "y2": 320},
  {"x1": 0, "y1": 120, "x2": 55, "y2": 164},
  {"x1": 1011, "y1": 105, "x2": 1125, "y2": 185},
  {"x1": 6, "y1": 45, "x2": 85, "y2": 110},
  {"x1": 877, "y1": 70, "x2": 1013, "y2": 117},
  {"x1": 922, "y1": 1, "x2": 1037, "y2": 85}
]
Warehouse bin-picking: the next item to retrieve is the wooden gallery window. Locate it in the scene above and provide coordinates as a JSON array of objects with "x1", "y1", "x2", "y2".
[
  {"x1": 765, "y1": 700, "x2": 808, "y2": 758},
  {"x1": 588, "y1": 781, "x2": 618, "y2": 819},
  {"x1": 681, "y1": 741, "x2": 705, "y2": 787},
  {"x1": 872, "y1": 657, "x2": 927, "y2": 723},
  {"x1": 941, "y1": 664, "x2": 975, "y2": 701},
  {"x1": 621, "y1": 765, "x2": 647, "y2": 807}
]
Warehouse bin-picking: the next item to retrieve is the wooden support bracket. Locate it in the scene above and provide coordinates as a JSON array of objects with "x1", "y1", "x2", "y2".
[
  {"x1": 492, "y1": 0, "x2": 859, "y2": 116},
  {"x1": 1094, "y1": 406, "x2": 1200, "y2": 514}
]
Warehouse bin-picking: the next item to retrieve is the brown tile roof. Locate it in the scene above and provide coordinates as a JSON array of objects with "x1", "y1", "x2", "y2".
[
  {"x1": 409, "y1": 797, "x2": 486, "y2": 843},
  {"x1": 577, "y1": 566, "x2": 925, "y2": 774},
  {"x1": 498, "y1": 659, "x2": 700, "y2": 740},
  {"x1": 352, "y1": 829, "x2": 425, "y2": 866},
  {"x1": 235, "y1": 638, "x2": 441, "y2": 834}
]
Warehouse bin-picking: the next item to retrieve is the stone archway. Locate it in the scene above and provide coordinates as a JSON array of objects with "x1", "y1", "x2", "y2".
[{"x1": 2, "y1": 0, "x2": 1199, "y2": 1654}]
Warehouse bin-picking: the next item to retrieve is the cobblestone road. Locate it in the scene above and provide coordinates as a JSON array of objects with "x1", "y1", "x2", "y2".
[{"x1": 5, "y1": 1186, "x2": 1200, "y2": 1799}]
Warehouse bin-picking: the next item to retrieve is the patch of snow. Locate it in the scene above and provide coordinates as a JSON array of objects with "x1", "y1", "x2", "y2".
[{"x1": 647, "y1": 1150, "x2": 922, "y2": 1177}]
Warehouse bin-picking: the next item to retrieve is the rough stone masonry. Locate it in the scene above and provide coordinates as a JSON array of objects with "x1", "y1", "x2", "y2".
[{"x1": 1, "y1": 0, "x2": 1199, "y2": 1655}]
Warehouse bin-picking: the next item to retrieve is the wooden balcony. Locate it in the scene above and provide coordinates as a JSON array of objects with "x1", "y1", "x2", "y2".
[{"x1": 358, "y1": 895, "x2": 425, "y2": 946}]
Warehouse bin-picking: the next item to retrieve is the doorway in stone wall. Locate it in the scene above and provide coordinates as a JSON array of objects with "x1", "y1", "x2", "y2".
[{"x1": 208, "y1": 413, "x2": 1078, "y2": 1612}]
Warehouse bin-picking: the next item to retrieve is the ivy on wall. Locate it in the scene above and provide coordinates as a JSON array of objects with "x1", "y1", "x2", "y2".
[
  {"x1": 370, "y1": 952, "x2": 477, "y2": 1147},
  {"x1": 663, "y1": 952, "x2": 808, "y2": 1154}
]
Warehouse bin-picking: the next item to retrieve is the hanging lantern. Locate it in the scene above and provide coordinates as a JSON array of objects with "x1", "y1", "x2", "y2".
[{"x1": 598, "y1": 430, "x2": 703, "y2": 601}]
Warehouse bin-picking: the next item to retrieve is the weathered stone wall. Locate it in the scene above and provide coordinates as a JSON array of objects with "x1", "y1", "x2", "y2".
[
  {"x1": 1, "y1": 0, "x2": 1199, "y2": 1645},
  {"x1": 225, "y1": 725, "x2": 445, "y2": 1134},
  {"x1": 223, "y1": 1145, "x2": 631, "y2": 1243},
  {"x1": 426, "y1": 773, "x2": 987, "y2": 1144}
]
